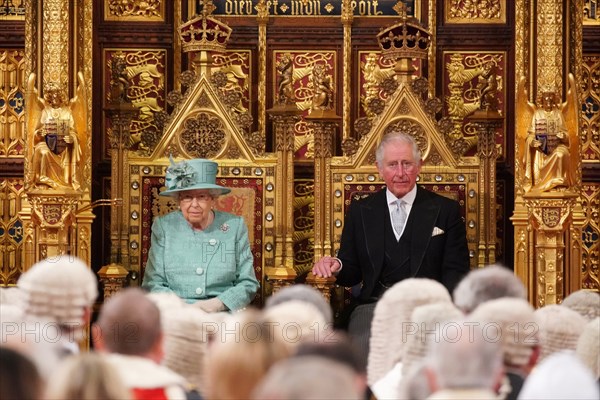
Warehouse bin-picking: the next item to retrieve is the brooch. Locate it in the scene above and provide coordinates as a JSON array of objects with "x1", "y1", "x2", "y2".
[{"x1": 220, "y1": 223, "x2": 229, "y2": 232}]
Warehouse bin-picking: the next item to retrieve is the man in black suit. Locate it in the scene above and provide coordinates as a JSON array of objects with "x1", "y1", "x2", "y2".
[{"x1": 312, "y1": 131, "x2": 470, "y2": 362}]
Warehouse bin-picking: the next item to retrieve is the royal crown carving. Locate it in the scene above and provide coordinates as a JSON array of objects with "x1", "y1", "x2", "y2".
[
  {"x1": 376, "y1": 3, "x2": 430, "y2": 62},
  {"x1": 179, "y1": 1, "x2": 231, "y2": 54}
]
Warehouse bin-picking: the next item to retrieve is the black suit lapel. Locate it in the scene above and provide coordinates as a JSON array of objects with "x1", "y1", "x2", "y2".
[
  {"x1": 360, "y1": 189, "x2": 387, "y2": 278},
  {"x1": 409, "y1": 187, "x2": 440, "y2": 276}
]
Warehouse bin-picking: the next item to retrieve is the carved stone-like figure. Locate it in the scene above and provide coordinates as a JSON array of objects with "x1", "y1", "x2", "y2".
[
  {"x1": 276, "y1": 53, "x2": 294, "y2": 105},
  {"x1": 517, "y1": 74, "x2": 579, "y2": 193},
  {"x1": 310, "y1": 63, "x2": 333, "y2": 111},
  {"x1": 477, "y1": 63, "x2": 499, "y2": 111},
  {"x1": 26, "y1": 72, "x2": 88, "y2": 190}
]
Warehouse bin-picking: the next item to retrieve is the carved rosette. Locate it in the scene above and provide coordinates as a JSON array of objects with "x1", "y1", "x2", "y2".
[{"x1": 179, "y1": 112, "x2": 226, "y2": 158}]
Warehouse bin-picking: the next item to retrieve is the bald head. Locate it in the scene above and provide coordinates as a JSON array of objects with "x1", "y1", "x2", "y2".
[{"x1": 94, "y1": 288, "x2": 161, "y2": 356}]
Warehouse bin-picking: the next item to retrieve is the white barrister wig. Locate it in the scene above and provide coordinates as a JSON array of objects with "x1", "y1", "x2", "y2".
[
  {"x1": 18, "y1": 255, "x2": 97, "y2": 326},
  {"x1": 470, "y1": 297, "x2": 538, "y2": 367},
  {"x1": 535, "y1": 304, "x2": 587, "y2": 361},
  {"x1": 561, "y1": 290, "x2": 600, "y2": 321},
  {"x1": 368, "y1": 278, "x2": 451, "y2": 386}
]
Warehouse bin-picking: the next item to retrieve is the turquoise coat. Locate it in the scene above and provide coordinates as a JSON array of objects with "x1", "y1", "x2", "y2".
[{"x1": 142, "y1": 210, "x2": 259, "y2": 311}]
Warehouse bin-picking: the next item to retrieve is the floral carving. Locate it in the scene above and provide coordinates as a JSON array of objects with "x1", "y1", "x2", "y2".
[
  {"x1": 179, "y1": 112, "x2": 225, "y2": 158},
  {"x1": 354, "y1": 117, "x2": 372, "y2": 138},
  {"x1": 180, "y1": 70, "x2": 197, "y2": 88}
]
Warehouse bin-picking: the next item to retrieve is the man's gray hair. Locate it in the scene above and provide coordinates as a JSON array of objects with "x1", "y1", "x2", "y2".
[
  {"x1": 428, "y1": 322, "x2": 503, "y2": 390},
  {"x1": 265, "y1": 284, "x2": 333, "y2": 324},
  {"x1": 453, "y1": 264, "x2": 526, "y2": 313},
  {"x1": 375, "y1": 132, "x2": 422, "y2": 167}
]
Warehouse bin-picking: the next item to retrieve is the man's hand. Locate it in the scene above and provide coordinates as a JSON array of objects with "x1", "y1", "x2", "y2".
[{"x1": 312, "y1": 256, "x2": 341, "y2": 278}]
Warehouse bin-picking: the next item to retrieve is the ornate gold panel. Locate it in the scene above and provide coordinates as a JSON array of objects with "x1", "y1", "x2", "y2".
[
  {"x1": 293, "y1": 179, "x2": 315, "y2": 275},
  {"x1": 584, "y1": 0, "x2": 600, "y2": 24},
  {"x1": 103, "y1": 49, "x2": 167, "y2": 158},
  {"x1": 0, "y1": 0, "x2": 25, "y2": 20},
  {"x1": 581, "y1": 183, "x2": 600, "y2": 290},
  {"x1": 104, "y1": 0, "x2": 165, "y2": 21},
  {"x1": 445, "y1": 0, "x2": 506, "y2": 24},
  {"x1": 272, "y1": 50, "x2": 337, "y2": 160},
  {"x1": 0, "y1": 178, "x2": 25, "y2": 285},
  {"x1": 358, "y1": 51, "x2": 423, "y2": 119},
  {"x1": 582, "y1": 55, "x2": 600, "y2": 163},
  {"x1": 0, "y1": 49, "x2": 26, "y2": 158},
  {"x1": 442, "y1": 51, "x2": 506, "y2": 159}
]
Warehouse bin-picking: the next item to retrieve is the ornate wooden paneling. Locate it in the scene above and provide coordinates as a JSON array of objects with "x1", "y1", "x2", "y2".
[
  {"x1": 0, "y1": 48, "x2": 26, "y2": 158},
  {"x1": 581, "y1": 182, "x2": 600, "y2": 290},
  {"x1": 442, "y1": 51, "x2": 507, "y2": 159},
  {"x1": 444, "y1": 0, "x2": 506, "y2": 24},
  {"x1": 103, "y1": 49, "x2": 167, "y2": 159},
  {"x1": 0, "y1": 178, "x2": 24, "y2": 285},
  {"x1": 582, "y1": 55, "x2": 600, "y2": 163}
]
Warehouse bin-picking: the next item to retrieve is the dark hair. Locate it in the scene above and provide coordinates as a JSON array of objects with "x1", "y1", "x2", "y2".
[
  {"x1": 0, "y1": 347, "x2": 43, "y2": 400},
  {"x1": 294, "y1": 332, "x2": 366, "y2": 374}
]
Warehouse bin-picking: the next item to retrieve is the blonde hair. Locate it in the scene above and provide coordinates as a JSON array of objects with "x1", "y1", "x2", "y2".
[
  {"x1": 204, "y1": 309, "x2": 290, "y2": 399},
  {"x1": 45, "y1": 353, "x2": 131, "y2": 400}
]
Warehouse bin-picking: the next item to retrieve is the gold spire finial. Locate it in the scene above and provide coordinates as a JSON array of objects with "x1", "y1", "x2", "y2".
[{"x1": 393, "y1": 1, "x2": 408, "y2": 19}]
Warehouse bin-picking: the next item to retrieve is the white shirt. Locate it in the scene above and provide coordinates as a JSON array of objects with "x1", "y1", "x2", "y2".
[{"x1": 386, "y1": 185, "x2": 417, "y2": 240}]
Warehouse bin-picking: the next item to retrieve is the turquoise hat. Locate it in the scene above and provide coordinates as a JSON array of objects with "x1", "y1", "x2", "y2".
[{"x1": 160, "y1": 158, "x2": 231, "y2": 197}]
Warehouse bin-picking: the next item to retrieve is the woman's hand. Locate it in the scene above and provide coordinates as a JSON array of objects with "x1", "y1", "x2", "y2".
[{"x1": 194, "y1": 297, "x2": 226, "y2": 313}]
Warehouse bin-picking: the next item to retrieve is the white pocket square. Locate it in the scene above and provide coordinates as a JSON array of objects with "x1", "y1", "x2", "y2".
[{"x1": 432, "y1": 227, "x2": 445, "y2": 236}]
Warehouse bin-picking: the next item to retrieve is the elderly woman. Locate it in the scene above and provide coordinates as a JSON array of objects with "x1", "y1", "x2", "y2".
[{"x1": 142, "y1": 158, "x2": 259, "y2": 312}]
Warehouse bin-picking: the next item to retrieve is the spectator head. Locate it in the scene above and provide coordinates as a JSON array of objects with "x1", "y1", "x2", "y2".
[
  {"x1": 575, "y1": 317, "x2": 600, "y2": 379},
  {"x1": 0, "y1": 346, "x2": 43, "y2": 400},
  {"x1": 517, "y1": 351, "x2": 599, "y2": 400},
  {"x1": 294, "y1": 331, "x2": 367, "y2": 394},
  {"x1": 145, "y1": 291, "x2": 186, "y2": 316},
  {"x1": 470, "y1": 298, "x2": 539, "y2": 373},
  {"x1": 45, "y1": 352, "x2": 131, "y2": 400},
  {"x1": 561, "y1": 290, "x2": 600, "y2": 321},
  {"x1": 265, "y1": 284, "x2": 333, "y2": 325},
  {"x1": 398, "y1": 362, "x2": 433, "y2": 400},
  {"x1": 401, "y1": 302, "x2": 463, "y2": 377},
  {"x1": 93, "y1": 288, "x2": 162, "y2": 362},
  {"x1": 18, "y1": 255, "x2": 97, "y2": 340},
  {"x1": 453, "y1": 264, "x2": 526, "y2": 313},
  {"x1": 262, "y1": 300, "x2": 329, "y2": 352},
  {"x1": 0, "y1": 286, "x2": 23, "y2": 307},
  {"x1": 368, "y1": 278, "x2": 451, "y2": 385},
  {"x1": 251, "y1": 356, "x2": 362, "y2": 400},
  {"x1": 535, "y1": 304, "x2": 587, "y2": 361},
  {"x1": 205, "y1": 309, "x2": 290, "y2": 399},
  {"x1": 427, "y1": 322, "x2": 504, "y2": 392},
  {"x1": 161, "y1": 305, "x2": 214, "y2": 394}
]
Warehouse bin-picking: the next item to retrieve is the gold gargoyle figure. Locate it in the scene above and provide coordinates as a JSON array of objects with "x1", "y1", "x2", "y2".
[
  {"x1": 516, "y1": 74, "x2": 579, "y2": 193},
  {"x1": 26, "y1": 72, "x2": 88, "y2": 191}
]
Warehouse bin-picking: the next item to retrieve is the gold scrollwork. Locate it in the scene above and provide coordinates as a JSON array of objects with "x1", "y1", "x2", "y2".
[
  {"x1": 105, "y1": 0, "x2": 165, "y2": 21},
  {"x1": 445, "y1": 0, "x2": 505, "y2": 24},
  {"x1": 445, "y1": 52, "x2": 504, "y2": 155},
  {"x1": 106, "y1": 49, "x2": 166, "y2": 155}
]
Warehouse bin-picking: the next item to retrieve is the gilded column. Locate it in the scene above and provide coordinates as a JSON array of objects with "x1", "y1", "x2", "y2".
[
  {"x1": 536, "y1": 0, "x2": 563, "y2": 91},
  {"x1": 256, "y1": 0, "x2": 269, "y2": 135},
  {"x1": 341, "y1": 0, "x2": 353, "y2": 140},
  {"x1": 265, "y1": 112, "x2": 300, "y2": 291}
]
